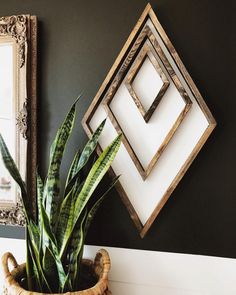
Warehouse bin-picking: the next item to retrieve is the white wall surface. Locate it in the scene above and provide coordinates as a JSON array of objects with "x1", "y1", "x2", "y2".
[{"x1": 0, "y1": 237, "x2": 236, "y2": 295}]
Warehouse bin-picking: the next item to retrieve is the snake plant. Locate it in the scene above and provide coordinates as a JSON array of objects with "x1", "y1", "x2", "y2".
[{"x1": 0, "y1": 98, "x2": 121, "y2": 293}]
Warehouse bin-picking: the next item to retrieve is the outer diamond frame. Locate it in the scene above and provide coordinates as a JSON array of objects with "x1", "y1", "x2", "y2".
[{"x1": 82, "y1": 3, "x2": 216, "y2": 237}]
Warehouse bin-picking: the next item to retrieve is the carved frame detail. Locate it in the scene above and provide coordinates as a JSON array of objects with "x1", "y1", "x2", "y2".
[
  {"x1": 0, "y1": 15, "x2": 28, "y2": 68},
  {"x1": 16, "y1": 99, "x2": 28, "y2": 139}
]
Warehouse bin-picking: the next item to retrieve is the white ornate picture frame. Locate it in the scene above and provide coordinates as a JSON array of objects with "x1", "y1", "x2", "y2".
[
  {"x1": 83, "y1": 4, "x2": 216, "y2": 237},
  {"x1": 0, "y1": 15, "x2": 37, "y2": 226}
]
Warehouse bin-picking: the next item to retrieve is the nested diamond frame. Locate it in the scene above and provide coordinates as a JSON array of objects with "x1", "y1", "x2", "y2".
[
  {"x1": 102, "y1": 25, "x2": 192, "y2": 180},
  {"x1": 82, "y1": 4, "x2": 216, "y2": 237}
]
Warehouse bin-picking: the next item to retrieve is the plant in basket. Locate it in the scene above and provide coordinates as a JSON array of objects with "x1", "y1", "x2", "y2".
[{"x1": 0, "y1": 98, "x2": 121, "y2": 294}]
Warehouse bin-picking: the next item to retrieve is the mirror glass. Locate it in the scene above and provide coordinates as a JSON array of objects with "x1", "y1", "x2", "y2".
[{"x1": 0, "y1": 42, "x2": 17, "y2": 204}]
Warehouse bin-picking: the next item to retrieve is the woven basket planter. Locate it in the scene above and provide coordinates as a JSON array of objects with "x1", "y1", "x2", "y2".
[{"x1": 1, "y1": 249, "x2": 111, "y2": 295}]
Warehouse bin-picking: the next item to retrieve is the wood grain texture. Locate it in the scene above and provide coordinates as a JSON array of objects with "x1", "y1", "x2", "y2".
[
  {"x1": 81, "y1": 3, "x2": 151, "y2": 233},
  {"x1": 82, "y1": 3, "x2": 216, "y2": 237},
  {"x1": 148, "y1": 8, "x2": 216, "y2": 126},
  {"x1": 27, "y1": 16, "x2": 37, "y2": 220},
  {"x1": 125, "y1": 41, "x2": 170, "y2": 122}
]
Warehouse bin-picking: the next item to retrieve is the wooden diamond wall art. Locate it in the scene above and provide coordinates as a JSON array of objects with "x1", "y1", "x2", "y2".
[{"x1": 82, "y1": 3, "x2": 216, "y2": 237}]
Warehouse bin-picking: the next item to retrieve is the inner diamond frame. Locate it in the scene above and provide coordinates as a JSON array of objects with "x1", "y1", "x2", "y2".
[{"x1": 125, "y1": 41, "x2": 170, "y2": 123}]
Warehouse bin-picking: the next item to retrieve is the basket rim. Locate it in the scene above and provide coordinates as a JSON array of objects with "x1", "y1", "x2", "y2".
[{"x1": 2, "y1": 249, "x2": 111, "y2": 295}]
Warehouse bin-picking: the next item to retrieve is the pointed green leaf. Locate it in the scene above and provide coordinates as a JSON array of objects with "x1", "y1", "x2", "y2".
[
  {"x1": 74, "y1": 134, "x2": 121, "y2": 226},
  {"x1": 56, "y1": 189, "x2": 75, "y2": 251},
  {"x1": 27, "y1": 228, "x2": 52, "y2": 293},
  {"x1": 68, "y1": 210, "x2": 87, "y2": 289},
  {"x1": 44, "y1": 99, "x2": 78, "y2": 231},
  {"x1": 40, "y1": 201, "x2": 57, "y2": 246},
  {"x1": 0, "y1": 133, "x2": 30, "y2": 220},
  {"x1": 27, "y1": 239, "x2": 42, "y2": 292},
  {"x1": 45, "y1": 246, "x2": 71, "y2": 291},
  {"x1": 36, "y1": 173, "x2": 44, "y2": 225},
  {"x1": 65, "y1": 119, "x2": 106, "y2": 196},
  {"x1": 40, "y1": 202, "x2": 69, "y2": 290},
  {"x1": 58, "y1": 180, "x2": 84, "y2": 256},
  {"x1": 26, "y1": 231, "x2": 35, "y2": 291},
  {"x1": 42, "y1": 247, "x2": 59, "y2": 292},
  {"x1": 77, "y1": 119, "x2": 106, "y2": 170},
  {"x1": 28, "y1": 220, "x2": 40, "y2": 249},
  {"x1": 61, "y1": 273, "x2": 71, "y2": 293},
  {"x1": 65, "y1": 149, "x2": 81, "y2": 187},
  {"x1": 60, "y1": 134, "x2": 121, "y2": 259}
]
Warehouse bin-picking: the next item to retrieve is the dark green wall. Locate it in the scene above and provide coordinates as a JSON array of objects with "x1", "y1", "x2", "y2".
[{"x1": 0, "y1": 0, "x2": 235, "y2": 259}]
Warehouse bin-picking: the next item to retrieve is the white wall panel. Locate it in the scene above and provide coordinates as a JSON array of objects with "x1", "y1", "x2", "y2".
[{"x1": 0, "y1": 239, "x2": 236, "y2": 295}]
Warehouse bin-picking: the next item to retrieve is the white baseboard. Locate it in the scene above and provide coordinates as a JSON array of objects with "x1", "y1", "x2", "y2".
[{"x1": 1, "y1": 238, "x2": 236, "y2": 294}]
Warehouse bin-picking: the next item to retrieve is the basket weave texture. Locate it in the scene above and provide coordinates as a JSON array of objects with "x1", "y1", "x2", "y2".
[{"x1": 1, "y1": 249, "x2": 111, "y2": 295}]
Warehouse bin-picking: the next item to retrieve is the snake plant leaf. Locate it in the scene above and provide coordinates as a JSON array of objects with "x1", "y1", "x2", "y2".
[
  {"x1": 0, "y1": 133, "x2": 30, "y2": 220},
  {"x1": 28, "y1": 237, "x2": 53, "y2": 293},
  {"x1": 84, "y1": 175, "x2": 120, "y2": 237},
  {"x1": 28, "y1": 220, "x2": 40, "y2": 249},
  {"x1": 48, "y1": 95, "x2": 81, "y2": 162},
  {"x1": 46, "y1": 245, "x2": 71, "y2": 291},
  {"x1": 68, "y1": 210, "x2": 87, "y2": 288},
  {"x1": 41, "y1": 181, "x2": 70, "y2": 291},
  {"x1": 36, "y1": 258, "x2": 52, "y2": 293},
  {"x1": 27, "y1": 239, "x2": 43, "y2": 292},
  {"x1": 77, "y1": 119, "x2": 106, "y2": 170},
  {"x1": 27, "y1": 228, "x2": 52, "y2": 293},
  {"x1": 40, "y1": 201, "x2": 69, "y2": 290},
  {"x1": 36, "y1": 173, "x2": 44, "y2": 226},
  {"x1": 40, "y1": 201, "x2": 57, "y2": 247},
  {"x1": 58, "y1": 181, "x2": 84, "y2": 256},
  {"x1": 36, "y1": 173, "x2": 45, "y2": 249},
  {"x1": 60, "y1": 134, "x2": 122, "y2": 259},
  {"x1": 65, "y1": 149, "x2": 81, "y2": 188},
  {"x1": 73, "y1": 134, "x2": 122, "y2": 228},
  {"x1": 26, "y1": 230, "x2": 37, "y2": 291},
  {"x1": 65, "y1": 119, "x2": 106, "y2": 196},
  {"x1": 44, "y1": 100, "x2": 78, "y2": 231},
  {"x1": 56, "y1": 189, "x2": 75, "y2": 251},
  {"x1": 42, "y1": 246, "x2": 59, "y2": 291},
  {"x1": 62, "y1": 273, "x2": 71, "y2": 293},
  {"x1": 68, "y1": 175, "x2": 120, "y2": 289}
]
